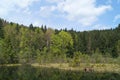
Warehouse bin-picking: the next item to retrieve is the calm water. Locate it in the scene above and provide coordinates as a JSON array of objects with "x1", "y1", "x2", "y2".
[{"x1": 0, "y1": 65, "x2": 120, "y2": 80}]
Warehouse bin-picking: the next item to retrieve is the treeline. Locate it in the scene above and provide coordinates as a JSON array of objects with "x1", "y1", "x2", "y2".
[{"x1": 0, "y1": 18, "x2": 120, "y2": 64}]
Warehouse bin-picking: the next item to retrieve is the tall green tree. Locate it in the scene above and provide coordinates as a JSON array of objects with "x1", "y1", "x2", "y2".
[
  {"x1": 45, "y1": 28, "x2": 54, "y2": 51},
  {"x1": 19, "y1": 27, "x2": 35, "y2": 63},
  {"x1": 29, "y1": 24, "x2": 34, "y2": 30},
  {"x1": 0, "y1": 19, "x2": 4, "y2": 39},
  {"x1": 34, "y1": 27, "x2": 45, "y2": 50},
  {"x1": 116, "y1": 40, "x2": 120, "y2": 57},
  {"x1": 58, "y1": 31, "x2": 73, "y2": 51},
  {"x1": 0, "y1": 39, "x2": 6, "y2": 64},
  {"x1": 3, "y1": 24, "x2": 19, "y2": 63},
  {"x1": 50, "y1": 34, "x2": 62, "y2": 57},
  {"x1": 49, "y1": 31, "x2": 73, "y2": 62}
]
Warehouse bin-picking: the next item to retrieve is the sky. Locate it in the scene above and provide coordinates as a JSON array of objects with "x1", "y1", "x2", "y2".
[{"x1": 0, "y1": 0, "x2": 120, "y2": 31}]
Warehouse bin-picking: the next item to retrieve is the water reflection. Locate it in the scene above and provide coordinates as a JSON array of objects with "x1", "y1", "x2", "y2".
[{"x1": 0, "y1": 65, "x2": 120, "y2": 80}]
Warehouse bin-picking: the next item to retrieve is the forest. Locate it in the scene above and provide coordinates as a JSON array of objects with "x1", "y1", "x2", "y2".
[{"x1": 0, "y1": 18, "x2": 120, "y2": 65}]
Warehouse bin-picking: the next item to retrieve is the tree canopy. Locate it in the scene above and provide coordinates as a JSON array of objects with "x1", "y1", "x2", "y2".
[{"x1": 0, "y1": 18, "x2": 120, "y2": 64}]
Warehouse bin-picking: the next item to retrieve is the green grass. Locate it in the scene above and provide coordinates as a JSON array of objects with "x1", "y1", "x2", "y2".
[
  {"x1": 31, "y1": 63, "x2": 120, "y2": 73},
  {"x1": 0, "y1": 63, "x2": 120, "y2": 73}
]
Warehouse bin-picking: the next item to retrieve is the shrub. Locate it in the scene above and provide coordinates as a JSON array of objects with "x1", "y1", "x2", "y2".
[{"x1": 70, "y1": 52, "x2": 81, "y2": 67}]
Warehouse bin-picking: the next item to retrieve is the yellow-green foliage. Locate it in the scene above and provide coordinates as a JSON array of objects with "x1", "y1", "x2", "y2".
[{"x1": 71, "y1": 52, "x2": 81, "y2": 67}]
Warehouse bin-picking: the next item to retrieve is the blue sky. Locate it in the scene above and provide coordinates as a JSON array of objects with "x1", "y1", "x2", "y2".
[{"x1": 0, "y1": 0, "x2": 120, "y2": 31}]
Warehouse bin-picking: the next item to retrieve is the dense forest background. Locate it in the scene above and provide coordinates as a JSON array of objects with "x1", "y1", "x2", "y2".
[{"x1": 0, "y1": 18, "x2": 120, "y2": 64}]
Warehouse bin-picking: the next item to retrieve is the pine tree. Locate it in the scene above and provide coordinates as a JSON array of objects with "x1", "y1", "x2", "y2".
[{"x1": 0, "y1": 19, "x2": 4, "y2": 39}]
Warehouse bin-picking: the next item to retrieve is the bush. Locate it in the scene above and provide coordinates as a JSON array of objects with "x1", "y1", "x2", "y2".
[{"x1": 70, "y1": 52, "x2": 81, "y2": 67}]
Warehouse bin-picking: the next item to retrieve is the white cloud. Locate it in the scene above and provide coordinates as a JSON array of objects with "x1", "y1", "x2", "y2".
[
  {"x1": 59, "y1": 0, "x2": 112, "y2": 26},
  {"x1": 113, "y1": 14, "x2": 120, "y2": 22},
  {"x1": 92, "y1": 24, "x2": 111, "y2": 30},
  {"x1": 45, "y1": 0, "x2": 63, "y2": 3},
  {"x1": 0, "y1": 0, "x2": 113, "y2": 30},
  {"x1": 23, "y1": 8, "x2": 31, "y2": 15},
  {"x1": 14, "y1": 0, "x2": 39, "y2": 8},
  {"x1": 40, "y1": 6, "x2": 57, "y2": 17},
  {"x1": 0, "y1": 0, "x2": 39, "y2": 16},
  {"x1": 44, "y1": 0, "x2": 112, "y2": 26}
]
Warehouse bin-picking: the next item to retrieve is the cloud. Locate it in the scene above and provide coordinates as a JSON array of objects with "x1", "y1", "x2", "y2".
[
  {"x1": 45, "y1": 0, "x2": 63, "y2": 3},
  {"x1": 0, "y1": 0, "x2": 39, "y2": 16},
  {"x1": 113, "y1": 14, "x2": 120, "y2": 22},
  {"x1": 92, "y1": 24, "x2": 111, "y2": 30},
  {"x1": 40, "y1": 6, "x2": 57, "y2": 17},
  {"x1": 0, "y1": 0, "x2": 113, "y2": 30},
  {"x1": 44, "y1": 0, "x2": 112, "y2": 26},
  {"x1": 0, "y1": 0, "x2": 43, "y2": 27}
]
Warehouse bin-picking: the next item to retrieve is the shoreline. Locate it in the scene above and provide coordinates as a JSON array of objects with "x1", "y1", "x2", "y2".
[{"x1": 0, "y1": 63, "x2": 120, "y2": 73}]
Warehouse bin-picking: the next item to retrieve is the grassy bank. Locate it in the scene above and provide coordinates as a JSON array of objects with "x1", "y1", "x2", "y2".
[
  {"x1": 32, "y1": 63, "x2": 120, "y2": 73},
  {"x1": 1, "y1": 63, "x2": 120, "y2": 74},
  {"x1": 0, "y1": 65, "x2": 120, "y2": 80}
]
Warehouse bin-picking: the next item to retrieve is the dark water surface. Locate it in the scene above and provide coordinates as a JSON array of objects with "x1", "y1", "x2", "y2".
[{"x1": 0, "y1": 65, "x2": 120, "y2": 80}]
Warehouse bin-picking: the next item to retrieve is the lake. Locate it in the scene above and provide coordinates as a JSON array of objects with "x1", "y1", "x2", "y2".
[{"x1": 0, "y1": 65, "x2": 120, "y2": 80}]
